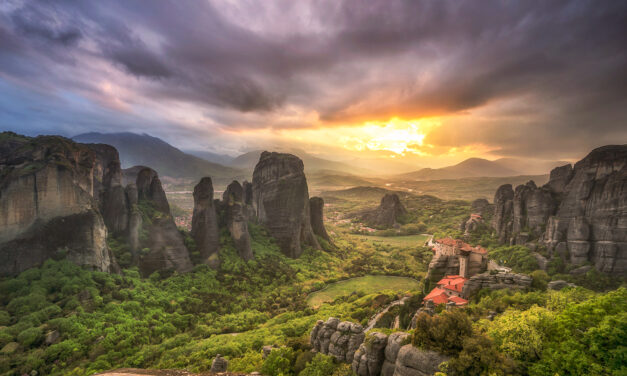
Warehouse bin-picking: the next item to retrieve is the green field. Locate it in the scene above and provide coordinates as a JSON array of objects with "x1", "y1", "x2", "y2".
[
  {"x1": 306, "y1": 275, "x2": 421, "y2": 308},
  {"x1": 351, "y1": 234, "x2": 431, "y2": 247}
]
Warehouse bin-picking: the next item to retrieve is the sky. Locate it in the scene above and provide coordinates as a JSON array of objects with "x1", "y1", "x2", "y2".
[{"x1": 0, "y1": 0, "x2": 626, "y2": 168}]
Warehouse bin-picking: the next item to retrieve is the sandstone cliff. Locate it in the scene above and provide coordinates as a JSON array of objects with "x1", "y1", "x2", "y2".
[
  {"x1": 492, "y1": 145, "x2": 627, "y2": 274},
  {"x1": 309, "y1": 197, "x2": 332, "y2": 243},
  {"x1": 192, "y1": 177, "x2": 221, "y2": 267},
  {"x1": 0, "y1": 133, "x2": 117, "y2": 276},
  {"x1": 123, "y1": 167, "x2": 193, "y2": 275},
  {"x1": 252, "y1": 151, "x2": 319, "y2": 258},
  {"x1": 222, "y1": 180, "x2": 253, "y2": 261}
]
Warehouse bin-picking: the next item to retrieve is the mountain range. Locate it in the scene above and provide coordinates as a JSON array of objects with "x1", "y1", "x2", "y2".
[
  {"x1": 397, "y1": 157, "x2": 567, "y2": 180},
  {"x1": 73, "y1": 132, "x2": 243, "y2": 181}
]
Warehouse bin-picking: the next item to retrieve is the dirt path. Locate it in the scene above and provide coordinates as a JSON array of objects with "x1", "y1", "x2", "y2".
[{"x1": 365, "y1": 296, "x2": 409, "y2": 332}]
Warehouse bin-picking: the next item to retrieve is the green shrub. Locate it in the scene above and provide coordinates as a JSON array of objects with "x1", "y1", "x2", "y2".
[
  {"x1": 17, "y1": 327, "x2": 43, "y2": 348},
  {"x1": 411, "y1": 310, "x2": 473, "y2": 355}
]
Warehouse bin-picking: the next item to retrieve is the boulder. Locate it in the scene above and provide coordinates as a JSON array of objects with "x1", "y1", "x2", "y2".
[
  {"x1": 252, "y1": 151, "x2": 319, "y2": 258},
  {"x1": 392, "y1": 345, "x2": 449, "y2": 376},
  {"x1": 210, "y1": 354, "x2": 228, "y2": 372},
  {"x1": 192, "y1": 177, "x2": 221, "y2": 267},
  {"x1": 548, "y1": 280, "x2": 576, "y2": 290},
  {"x1": 382, "y1": 332, "x2": 410, "y2": 376},
  {"x1": 309, "y1": 197, "x2": 331, "y2": 243}
]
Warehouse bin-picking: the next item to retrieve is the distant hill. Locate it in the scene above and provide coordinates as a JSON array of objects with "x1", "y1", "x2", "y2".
[
  {"x1": 185, "y1": 150, "x2": 235, "y2": 166},
  {"x1": 73, "y1": 132, "x2": 242, "y2": 181},
  {"x1": 321, "y1": 186, "x2": 414, "y2": 201},
  {"x1": 307, "y1": 172, "x2": 374, "y2": 187},
  {"x1": 230, "y1": 149, "x2": 369, "y2": 175},
  {"x1": 398, "y1": 158, "x2": 519, "y2": 180},
  {"x1": 492, "y1": 157, "x2": 569, "y2": 175}
]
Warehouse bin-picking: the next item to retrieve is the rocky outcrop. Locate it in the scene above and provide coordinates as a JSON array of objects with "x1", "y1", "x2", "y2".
[
  {"x1": 127, "y1": 167, "x2": 193, "y2": 275},
  {"x1": 0, "y1": 133, "x2": 117, "y2": 276},
  {"x1": 352, "y1": 332, "x2": 388, "y2": 376},
  {"x1": 361, "y1": 194, "x2": 407, "y2": 228},
  {"x1": 311, "y1": 318, "x2": 365, "y2": 363},
  {"x1": 492, "y1": 184, "x2": 515, "y2": 243},
  {"x1": 210, "y1": 354, "x2": 228, "y2": 372},
  {"x1": 252, "y1": 151, "x2": 319, "y2": 258},
  {"x1": 462, "y1": 272, "x2": 532, "y2": 297},
  {"x1": 192, "y1": 177, "x2": 221, "y2": 267},
  {"x1": 492, "y1": 145, "x2": 627, "y2": 275},
  {"x1": 548, "y1": 280, "x2": 577, "y2": 290},
  {"x1": 460, "y1": 199, "x2": 492, "y2": 236},
  {"x1": 381, "y1": 332, "x2": 409, "y2": 376},
  {"x1": 512, "y1": 181, "x2": 555, "y2": 240},
  {"x1": 309, "y1": 197, "x2": 331, "y2": 243},
  {"x1": 223, "y1": 180, "x2": 253, "y2": 261},
  {"x1": 392, "y1": 345, "x2": 449, "y2": 376},
  {"x1": 311, "y1": 318, "x2": 448, "y2": 376}
]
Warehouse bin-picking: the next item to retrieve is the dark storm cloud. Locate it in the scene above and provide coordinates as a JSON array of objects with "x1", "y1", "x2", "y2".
[{"x1": 0, "y1": 0, "x2": 625, "y2": 157}]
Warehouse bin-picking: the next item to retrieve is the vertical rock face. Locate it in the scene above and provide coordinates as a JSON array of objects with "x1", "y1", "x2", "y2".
[
  {"x1": 192, "y1": 177, "x2": 221, "y2": 267},
  {"x1": 223, "y1": 180, "x2": 253, "y2": 261},
  {"x1": 352, "y1": 332, "x2": 388, "y2": 376},
  {"x1": 511, "y1": 181, "x2": 555, "y2": 240},
  {"x1": 492, "y1": 184, "x2": 514, "y2": 243},
  {"x1": 0, "y1": 133, "x2": 117, "y2": 276},
  {"x1": 362, "y1": 194, "x2": 407, "y2": 228},
  {"x1": 309, "y1": 197, "x2": 331, "y2": 242},
  {"x1": 544, "y1": 145, "x2": 627, "y2": 273},
  {"x1": 252, "y1": 151, "x2": 319, "y2": 258},
  {"x1": 491, "y1": 145, "x2": 626, "y2": 275},
  {"x1": 126, "y1": 167, "x2": 193, "y2": 276}
]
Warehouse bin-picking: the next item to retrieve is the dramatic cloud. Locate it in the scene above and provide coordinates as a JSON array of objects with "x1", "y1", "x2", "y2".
[{"x1": 0, "y1": 0, "x2": 625, "y2": 161}]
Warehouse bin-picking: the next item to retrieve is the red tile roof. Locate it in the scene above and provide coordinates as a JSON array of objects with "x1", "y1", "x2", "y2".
[
  {"x1": 448, "y1": 296, "x2": 468, "y2": 306},
  {"x1": 437, "y1": 275, "x2": 467, "y2": 293},
  {"x1": 423, "y1": 288, "x2": 450, "y2": 305}
]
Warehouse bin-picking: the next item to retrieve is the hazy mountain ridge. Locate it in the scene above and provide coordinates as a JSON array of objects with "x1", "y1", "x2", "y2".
[
  {"x1": 73, "y1": 132, "x2": 243, "y2": 181},
  {"x1": 398, "y1": 157, "x2": 566, "y2": 180}
]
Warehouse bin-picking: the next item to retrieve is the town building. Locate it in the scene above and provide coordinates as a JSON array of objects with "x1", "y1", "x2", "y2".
[{"x1": 423, "y1": 275, "x2": 469, "y2": 306}]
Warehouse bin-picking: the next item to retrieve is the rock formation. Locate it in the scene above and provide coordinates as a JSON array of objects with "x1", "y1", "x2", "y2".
[
  {"x1": 126, "y1": 167, "x2": 193, "y2": 275},
  {"x1": 223, "y1": 180, "x2": 253, "y2": 261},
  {"x1": 192, "y1": 177, "x2": 221, "y2": 267},
  {"x1": 392, "y1": 345, "x2": 449, "y2": 376},
  {"x1": 311, "y1": 318, "x2": 449, "y2": 376},
  {"x1": 310, "y1": 318, "x2": 365, "y2": 363},
  {"x1": 252, "y1": 151, "x2": 319, "y2": 258},
  {"x1": 361, "y1": 194, "x2": 407, "y2": 228},
  {"x1": 0, "y1": 133, "x2": 117, "y2": 276},
  {"x1": 492, "y1": 184, "x2": 515, "y2": 243},
  {"x1": 492, "y1": 145, "x2": 627, "y2": 275},
  {"x1": 352, "y1": 332, "x2": 389, "y2": 376},
  {"x1": 0, "y1": 132, "x2": 196, "y2": 277},
  {"x1": 460, "y1": 199, "x2": 493, "y2": 235},
  {"x1": 309, "y1": 196, "x2": 331, "y2": 243},
  {"x1": 210, "y1": 354, "x2": 228, "y2": 372},
  {"x1": 462, "y1": 272, "x2": 532, "y2": 297}
]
